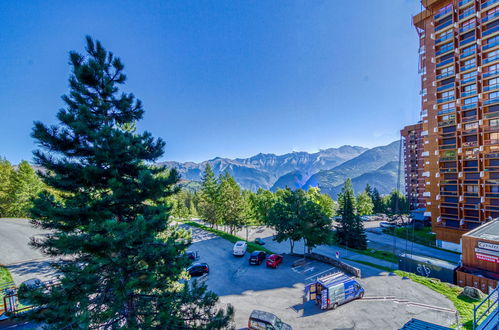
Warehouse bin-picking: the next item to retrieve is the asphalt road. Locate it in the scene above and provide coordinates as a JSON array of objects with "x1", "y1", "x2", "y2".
[
  {"x1": 0, "y1": 218, "x2": 56, "y2": 285},
  {"x1": 185, "y1": 224, "x2": 457, "y2": 330}
]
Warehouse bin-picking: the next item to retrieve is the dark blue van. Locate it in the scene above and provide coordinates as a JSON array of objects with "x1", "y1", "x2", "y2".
[{"x1": 306, "y1": 273, "x2": 364, "y2": 310}]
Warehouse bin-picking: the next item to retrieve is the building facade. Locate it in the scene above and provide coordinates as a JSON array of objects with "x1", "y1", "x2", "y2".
[
  {"x1": 413, "y1": 0, "x2": 499, "y2": 251},
  {"x1": 401, "y1": 123, "x2": 426, "y2": 211},
  {"x1": 456, "y1": 220, "x2": 499, "y2": 294}
]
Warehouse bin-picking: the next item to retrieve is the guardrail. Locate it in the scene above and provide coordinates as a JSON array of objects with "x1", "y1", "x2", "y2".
[{"x1": 473, "y1": 285, "x2": 498, "y2": 330}]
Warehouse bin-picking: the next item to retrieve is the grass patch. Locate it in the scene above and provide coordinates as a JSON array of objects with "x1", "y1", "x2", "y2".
[
  {"x1": 182, "y1": 221, "x2": 275, "y2": 255},
  {"x1": 395, "y1": 270, "x2": 486, "y2": 329},
  {"x1": 0, "y1": 266, "x2": 13, "y2": 284},
  {"x1": 383, "y1": 227, "x2": 460, "y2": 255},
  {"x1": 328, "y1": 232, "x2": 398, "y2": 264},
  {"x1": 352, "y1": 248, "x2": 398, "y2": 264},
  {"x1": 343, "y1": 258, "x2": 394, "y2": 273}
]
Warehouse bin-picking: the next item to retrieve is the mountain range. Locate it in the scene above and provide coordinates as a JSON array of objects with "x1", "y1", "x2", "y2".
[{"x1": 162, "y1": 140, "x2": 403, "y2": 197}]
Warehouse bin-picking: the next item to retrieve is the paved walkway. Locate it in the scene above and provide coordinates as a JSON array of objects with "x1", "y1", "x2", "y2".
[{"x1": 0, "y1": 218, "x2": 58, "y2": 286}]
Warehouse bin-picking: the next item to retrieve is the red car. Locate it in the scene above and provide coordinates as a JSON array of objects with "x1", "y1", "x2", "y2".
[{"x1": 266, "y1": 254, "x2": 283, "y2": 268}]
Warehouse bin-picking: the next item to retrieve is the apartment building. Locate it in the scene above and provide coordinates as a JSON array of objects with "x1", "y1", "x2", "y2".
[
  {"x1": 401, "y1": 122, "x2": 426, "y2": 211},
  {"x1": 413, "y1": 0, "x2": 499, "y2": 251}
]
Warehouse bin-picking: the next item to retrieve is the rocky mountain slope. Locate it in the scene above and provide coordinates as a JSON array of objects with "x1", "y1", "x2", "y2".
[{"x1": 160, "y1": 145, "x2": 367, "y2": 191}]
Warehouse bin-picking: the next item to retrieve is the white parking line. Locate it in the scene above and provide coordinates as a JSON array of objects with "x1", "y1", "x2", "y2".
[{"x1": 305, "y1": 267, "x2": 337, "y2": 281}]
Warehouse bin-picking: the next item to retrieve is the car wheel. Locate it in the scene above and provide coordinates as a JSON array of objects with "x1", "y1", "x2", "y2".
[
  {"x1": 359, "y1": 292, "x2": 364, "y2": 299},
  {"x1": 332, "y1": 303, "x2": 338, "y2": 310}
]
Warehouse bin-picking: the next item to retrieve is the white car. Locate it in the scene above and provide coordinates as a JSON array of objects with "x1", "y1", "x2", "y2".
[{"x1": 233, "y1": 241, "x2": 248, "y2": 256}]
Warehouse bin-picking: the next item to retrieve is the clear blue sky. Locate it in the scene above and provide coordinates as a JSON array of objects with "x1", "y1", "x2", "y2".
[{"x1": 0, "y1": 0, "x2": 422, "y2": 164}]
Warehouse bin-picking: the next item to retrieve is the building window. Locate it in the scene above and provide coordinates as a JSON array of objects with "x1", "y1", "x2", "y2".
[
  {"x1": 462, "y1": 71, "x2": 477, "y2": 80},
  {"x1": 464, "y1": 84, "x2": 476, "y2": 92},
  {"x1": 465, "y1": 122, "x2": 478, "y2": 130},
  {"x1": 464, "y1": 96, "x2": 478, "y2": 104},
  {"x1": 461, "y1": 19, "x2": 476, "y2": 32},
  {"x1": 467, "y1": 185, "x2": 478, "y2": 193}
]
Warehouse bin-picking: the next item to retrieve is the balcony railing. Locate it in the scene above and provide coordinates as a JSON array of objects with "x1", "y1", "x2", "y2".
[
  {"x1": 483, "y1": 40, "x2": 499, "y2": 50},
  {"x1": 462, "y1": 90, "x2": 477, "y2": 97},
  {"x1": 435, "y1": 7, "x2": 453, "y2": 20},
  {"x1": 461, "y1": 63, "x2": 476, "y2": 71},
  {"x1": 440, "y1": 156, "x2": 457, "y2": 161},
  {"x1": 483, "y1": 25, "x2": 499, "y2": 37},
  {"x1": 460, "y1": 36, "x2": 476, "y2": 46},
  {"x1": 484, "y1": 84, "x2": 499, "y2": 91},
  {"x1": 486, "y1": 152, "x2": 499, "y2": 158},
  {"x1": 462, "y1": 128, "x2": 478, "y2": 135},
  {"x1": 483, "y1": 54, "x2": 499, "y2": 64},
  {"x1": 438, "y1": 108, "x2": 456, "y2": 115},
  {"x1": 436, "y1": 20, "x2": 453, "y2": 32},
  {"x1": 437, "y1": 58, "x2": 454, "y2": 68},
  {"x1": 483, "y1": 69, "x2": 499, "y2": 78},
  {"x1": 460, "y1": 24, "x2": 476, "y2": 33},
  {"x1": 438, "y1": 96, "x2": 455, "y2": 103},
  {"x1": 464, "y1": 192, "x2": 479, "y2": 197},
  {"x1": 484, "y1": 97, "x2": 499, "y2": 105},
  {"x1": 482, "y1": 11, "x2": 499, "y2": 23},
  {"x1": 440, "y1": 145, "x2": 457, "y2": 150},
  {"x1": 462, "y1": 102, "x2": 478, "y2": 110},
  {"x1": 461, "y1": 76, "x2": 477, "y2": 84},
  {"x1": 460, "y1": 50, "x2": 476, "y2": 58},
  {"x1": 437, "y1": 46, "x2": 454, "y2": 56},
  {"x1": 436, "y1": 33, "x2": 454, "y2": 44},
  {"x1": 482, "y1": 0, "x2": 499, "y2": 11},
  {"x1": 441, "y1": 191, "x2": 458, "y2": 196},
  {"x1": 484, "y1": 139, "x2": 499, "y2": 145},
  {"x1": 462, "y1": 116, "x2": 477, "y2": 122},
  {"x1": 459, "y1": 9, "x2": 474, "y2": 21},
  {"x1": 484, "y1": 111, "x2": 499, "y2": 119},
  {"x1": 459, "y1": 0, "x2": 473, "y2": 6},
  {"x1": 483, "y1": 124, "x2": 499, "y2": 132},
  {"x1": 439, "y1": 119, "x2": 456, "y2": 127},
  {"x1": 463, "y1": 141, "x2": 479, "y2": 147},
  {"x1": 437, "y1": 71, "x2": 455, "y2": 80},
  {"x1": 437, "y1": 82, "x2": 455, "y2": 91}
]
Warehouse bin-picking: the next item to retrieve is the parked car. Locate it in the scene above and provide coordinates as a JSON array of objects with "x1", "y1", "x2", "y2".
[
  {"x1": 187, "y1": 263, "x2": 209, "y2": 277},
  {"x1": 248, "y1": 310, "x2": 292, "y2": 330},
  {"x1": 186, "y1": 251, "x2": 199, "y2": 260},
  {"x1": 254, "y1": 237, "x2": 265, "y2": 245},
  {"x1": 266, "y1": 254, "x2": 283, "y2": 268},
  {"x1": 360, "y1": 215, "x2": 370, "y2": 222},
  {"x1": 249, "y1": 251, "x2": 267, "y2": 265},
  {"x1": 233, "y1": 241, "x2": 248, "y2": 256},
  {"x1": 380, "y1": 221, "x2": 397, "y2": 228}
]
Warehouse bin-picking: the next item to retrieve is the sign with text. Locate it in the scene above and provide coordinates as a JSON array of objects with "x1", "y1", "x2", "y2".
[
  {"x1": 477, "y1": 242, "x2": 499, "y2": 252},
  {"x1": 476, "y1": 253, "x2": 499, "y2": 264}
]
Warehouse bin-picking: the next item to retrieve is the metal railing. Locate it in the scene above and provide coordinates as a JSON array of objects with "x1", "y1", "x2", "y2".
[{"x1": 473, "y1": 286, "x2": 498, "y2": 330}]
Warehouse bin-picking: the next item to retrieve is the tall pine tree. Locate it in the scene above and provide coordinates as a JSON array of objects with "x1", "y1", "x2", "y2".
[
  {"x1": 23, "y1": 37, "x2": 233, "y2": 328},
  {"x1": 335, "y1": 178, "x2": 367, "y2": 250},
  {"x1": 198, "y1": 164, "x2": 219, "y2": 228}
]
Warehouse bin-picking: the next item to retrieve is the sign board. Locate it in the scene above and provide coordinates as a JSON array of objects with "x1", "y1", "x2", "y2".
[
  {"x1": 476, "y1": 253, "x2": 499, "y2": 264},
  {"x1": 477, "y1": 242, "x2": 499, "y2": 252},
  {"x1": 475, "y1": 247, "x2": 499, "y2": 257}
]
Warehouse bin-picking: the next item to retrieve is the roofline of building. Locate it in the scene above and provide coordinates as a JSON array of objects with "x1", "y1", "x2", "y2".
[
  {"x1": 462, "y1": 220, "x2": 499, "y2": 238},
  {"x1": 412, "y1": 0, "x2": 449, "y2": 27}
]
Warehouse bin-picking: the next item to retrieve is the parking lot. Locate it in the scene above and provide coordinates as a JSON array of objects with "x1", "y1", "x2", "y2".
[{"x1": 184, "y1": 225, "x2": 457, "y2": 330}]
